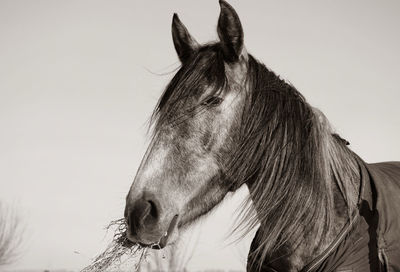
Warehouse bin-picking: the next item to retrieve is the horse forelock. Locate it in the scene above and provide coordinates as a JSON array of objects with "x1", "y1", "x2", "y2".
[{"x1": 150, "y1": 44, "x2": 228, "y2": 131}]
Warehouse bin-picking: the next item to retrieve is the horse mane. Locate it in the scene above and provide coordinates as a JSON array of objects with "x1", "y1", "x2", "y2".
[
  {"x1": 231, "y1": 55, "x2": 360, "y2": 269},
  {"x1": 150, "y1": 43, "x2": 360, "y2": 270}
]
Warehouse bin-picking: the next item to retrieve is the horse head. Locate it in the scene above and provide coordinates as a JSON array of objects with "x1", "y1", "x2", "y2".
[{"x1": 124, "y1": 0, "x2": 250, "y2": 248}]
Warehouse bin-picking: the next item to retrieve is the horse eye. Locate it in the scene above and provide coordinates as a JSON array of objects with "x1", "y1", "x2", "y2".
[{"x1": 202, "y1": 97, "x2": 223, "y2": 107}]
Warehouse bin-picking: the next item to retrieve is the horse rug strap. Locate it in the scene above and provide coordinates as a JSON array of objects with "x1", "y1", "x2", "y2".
[{"x1": 302, "y1": 159, "x2": 400, "y2": 272}]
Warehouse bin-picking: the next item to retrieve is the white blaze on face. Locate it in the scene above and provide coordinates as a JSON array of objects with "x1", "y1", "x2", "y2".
[
  {"x1": 128, "y1": 141, "x2": 170, "y2": 199},
  {"x1": 140, "y1": 143, "x2": 169, "y2": 184}
]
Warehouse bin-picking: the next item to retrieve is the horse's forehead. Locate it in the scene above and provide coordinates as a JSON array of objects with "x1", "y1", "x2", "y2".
[{"x1": 224, "y1": 57, "x2": 248, "y2": 84}]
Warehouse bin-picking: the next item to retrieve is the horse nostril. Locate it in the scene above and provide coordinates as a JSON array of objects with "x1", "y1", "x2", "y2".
[
  {"x1": 147, "y1": 200, "x2": 159, "y2": 220},
  {"x1": 128, "y1": 196, "x2": 161, "y2": 235}
]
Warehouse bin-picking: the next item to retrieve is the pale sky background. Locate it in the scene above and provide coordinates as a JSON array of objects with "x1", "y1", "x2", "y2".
[{"x1": 0, "y1": 0, "x2": 399, "y2": 271}]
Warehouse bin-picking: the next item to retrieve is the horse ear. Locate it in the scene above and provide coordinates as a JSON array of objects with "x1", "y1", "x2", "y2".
[
  {"x1": 217, "y1": 0, "x2": 244, "y2": 62},
  {"x1": 172, "y1": 14, "x2": 199, "y2": 63}
]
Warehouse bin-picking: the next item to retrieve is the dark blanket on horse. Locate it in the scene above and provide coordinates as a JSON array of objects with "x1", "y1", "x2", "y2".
[
  {"x1": 307, "y1": 160, "x2": 400, "y2": 272},
  {"x1": 368, "y1": 162, "x2": 400, "y2": 272},
  {"x1": 250, "y1": 160, "x2": 400, "y2": 272}
]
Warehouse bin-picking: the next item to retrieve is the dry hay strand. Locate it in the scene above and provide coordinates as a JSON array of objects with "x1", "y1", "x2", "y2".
[
  {"x1": 0, "y1": 203, "x2": 23, "y2": 266},
  {"x1": 81, "y1": 218, "x2": 147, "y2": 272}
]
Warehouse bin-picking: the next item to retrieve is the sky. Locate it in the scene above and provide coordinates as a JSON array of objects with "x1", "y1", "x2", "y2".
[{"x1": 0, "y1": 0, "x2": 399, "y2": 271}]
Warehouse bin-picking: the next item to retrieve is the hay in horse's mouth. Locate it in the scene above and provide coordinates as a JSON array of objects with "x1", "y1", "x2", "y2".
[
  {"x1": 81, "y1": 215, "x2": 179, "y2": 271},
  {"x1": 80, "y1": 218, "x2": 147, "y2": 272}
]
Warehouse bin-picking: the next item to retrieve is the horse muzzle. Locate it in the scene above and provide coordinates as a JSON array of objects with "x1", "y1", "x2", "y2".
[{"x1": 124, "y1": 192, "x2": 179, "y2": 249}]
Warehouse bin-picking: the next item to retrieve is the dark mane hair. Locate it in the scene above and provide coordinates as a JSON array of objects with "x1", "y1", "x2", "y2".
[
  {"x1": 234, "y1": 55, "x2": 360, "y2": 269},
  {"x1": 151, "y1": 43, "x2": 360, "y2": 270}
]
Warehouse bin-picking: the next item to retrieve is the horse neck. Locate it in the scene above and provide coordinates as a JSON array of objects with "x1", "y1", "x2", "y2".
[
  {"x1": 248, "y1": 109, "x2": 361, "y2": 271},
  {"x1": 290, "y1": 133, "x2": 361, "y2": 270}
]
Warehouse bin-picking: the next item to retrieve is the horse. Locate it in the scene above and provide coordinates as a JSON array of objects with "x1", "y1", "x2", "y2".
[{"x1": 124, "y1": 1, "x2": 400, "y2": 271}]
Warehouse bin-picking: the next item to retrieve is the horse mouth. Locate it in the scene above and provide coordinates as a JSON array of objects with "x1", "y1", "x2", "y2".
[
  {"x1": 137, "y1": 231, "x2": 169, "y2": 250},
  {"x1": 130, "y1": 214, "x2": 179, "y2": 250}
]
